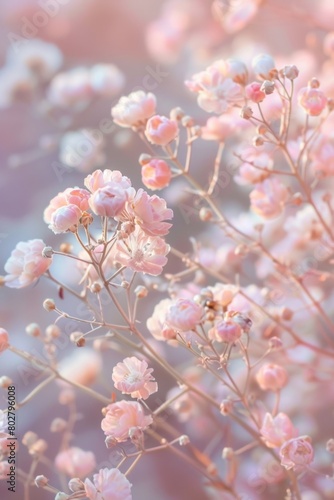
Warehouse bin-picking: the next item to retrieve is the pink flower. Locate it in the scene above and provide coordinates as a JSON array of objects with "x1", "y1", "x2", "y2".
[
  {"x1": 84, "y1": 468, "x2": 132, "y2": 500},
  {"x1": 43, "y1": 188, "x2": 90, "y2": 224},
  {"x1": 58, "y1": 349, "x2": 102, "y2": 387},
  {"x1": 0, "y1": 329, "x2": 9, "y2": 353},
  {"x1": 279, "y1": 436, "x2": 314, "y2": 470},
  {"x1": 101, "y1": 400, "x2": 153, "y2": 442},
  {"x1": 250, "y1": 178, "x2": 289, "y2": 219},
  {"x1": 4, "y1": 239, "x2": 52, "y2": 288},
  {"x1": 224, "y1": 58, "x2": 248, "y2": 85},
  {"x1": 208, "y1": 320, "x2": 241, "y2": 343},
  {"x1": 260, "y1": 412, "x2": 297, "y2": 448},
  {"x1": 298, "y1": 86, "x2": 327, "y2": 116},
  {"x1": 252, "y1": 53, "x2": 276, "y2": 80},
  {"x1": 114, "y1": 227, "x2": 170, "y2": 276},
  {"x1": 55, "y1": 447, "x2": 96, "y2": 478},
  {"x1": 112, "y1": 357, "x2": 158, "y2": 400},
  {"x1": 235, "y1": 147, "x2": 273, "y2": 185},
  {"x1": 111, "y1": 90, "x2": 156, "y2": 128},
  {"x1": 126, "y1": 189, "x2": 173, "y2": 236},
  {"x1": 145, "y1": 115, "x2": 179, "y2": 146},
  {"x1": 146, "y1": 298, "x2": 177, "y2": 341},
  {"x1": 48, "y1": 204, "x2": 83, "y2": 234},
  {"x1": 256, "y1": 363, "x2": 288, "y2": 391},
  {"x1": 141, "y1": 159, "x2": 172, "y2": 190},
  {"x1": 201, "y1": 115, "x2": 237, "y2": 142},
  {"x1": 165, "y1": 299, "x2": 203, "y2": 332},
  {"x1": 246, "y1": 81, "x2": 266, "y2": 103},
  {"x1": 48, "y1": 67, "x2": 93, "y2": 108},
  {"x1": 89, "y1": 183, "x2": 128, "y2": 217},
  {"x1": 84, "y1": 169, "x2": 132, "y2": 194}
]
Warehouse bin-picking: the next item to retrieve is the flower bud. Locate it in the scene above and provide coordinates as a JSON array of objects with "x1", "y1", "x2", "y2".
[
  {"x1": 240, "y1": 106, "x2": 253, "y2": 119},
  {"x1": 50, "y1": 418, "x2": 67, "y2": 433},
  {"x1": 134, "y1": 285, "x2": 148, "y2": 298},
  {"x1": 42, "y1": 246, "x2": 53, "y2": 258},
  {"x1": 222, "y1": 447, "x2": 234, "y2": 460},
  {"x1": 220, "y1": 399, "x2": 233, "y2": 416},
  {"x1": 43, "y1": 299, "x2": 56, "y2": 312},
  {"x1": 0, "y1": 376, "x2": 13, "y2": 388},
  {"x1": 35, "y1": 475, "x2": 48, "y2": 488},
  {"x1": 252, "y1": 53, "x2": 276, "y2": 80},
  {"x1": 22, "y1": 431, "x2": 38, "y2": 447},
  {"x1": 282, "y1": 65, "x2": 299, "y2": 80},
  {"x1": 179, "y1": 435, "x2": 190, "y2": 446},
  {"x1": 260, "y1": 80, "x2": 275, "y2": 95},
  {"x1": 138, "y1": 153, "x2": 152, "y2": 166},
  {"x1": 68, "y1": 478, "x2": 85, "y2": 492}
]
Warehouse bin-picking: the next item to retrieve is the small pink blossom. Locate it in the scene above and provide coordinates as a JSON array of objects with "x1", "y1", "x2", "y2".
[
  {"x1": 146, "y1": 298, "x2": 177, "y2": 341},
  {"x1": 252, "y1": 53, "x2": 276, "y2": 80},
  {"x1": 112, "y1": 356, "x2": 158, "y2": 400},
  {"x1": 224, "y1": 58, "x2": 248, "y2": 85},
  {"x1": 0, "y1": 329, "x2": 9, "y2": 353},
  {"x1": 48, "y1": 67, "x2": 93, "y2": 108},
  {"x1": 141, "y1": 159, "x2": 172, "y2": 190},
  {"x1": 165, "y1": 299, "x2": 203, "y2": 332},
  {"x1": 145, "y1": 115, "x2": 179, "y2": 146},
  {"x1": 4, "y1": 239, "x2": 52, "y2": 288},
  {"x1": 235, "y1": 147, "x2": 273, "y2": 185},
  {"x1": 246, "y1": 81, "x2": 266, "y2": 103},
  {"x1": 55, "y1": 447, "x2": 96, "y2": 478},
  {"x1": 256, "y1": 363, "x2": 288, "y2": 391},
  {"x1": 279, "y1": 436, "x2": 314, "y2": 470},
  {"x1": 260, "y1": 412, "x2": 297, "y2": 448},
  {"x1": 250, "y1": 178, "x2": 289, "y2": 219},
  {"x1": 84, "y1": 468, "x2": 132, "y2": 500},
  {"x1": 101, "y1": 400, "x2": 152, "y2": 442},
  {"x1": 125, "y1": 189, "x2": 173, "y2": 236},
  {"x1": 208, "y1": 320, "x2": 241, "y2": 343},
  {"x1": 114, "y1": 227, "x2": 170, "y2": 276},
  {"x1": 298, "y1": 87, "x2": 327, "y2": 116},
  {"x1": 201, "y1": 115, "x2": 236, "y2": 142},
  {"x1": 43, "y1": 187, "x2": 90, "y2": 224},
  {"x1": 89, "y1": 183, "x2": 128, "y2": 217},
  {"x1": 48, "y1": 204, "x2": 83, "y2": 234},
  {"x1": 58, "y1": 349, "x2": 102, "y2": 387},
  {"x1": 112, "y1": 90, "x2": 156, "y2": 128},
  {"x1": 84, "y1": 169, "x2": 132, "y2": 194}
]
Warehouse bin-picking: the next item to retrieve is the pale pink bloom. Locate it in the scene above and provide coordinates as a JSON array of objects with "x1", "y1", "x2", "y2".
[
  {"x1": 125, "y1": 189, "x2": 173, "y2": 236},
  {"x1": 213, "y1": 0, "x2": 259, "y2": 34},
  {"x1": 235, "y1": 146, "x2": 273, "y2": 185},
  {"x1": 55, "y1": 447, "x2": 96, "y2": 478},
  {"x1": 0, "y1": 65, "x2": 36, "y2": 108},
  {"x1": 224, "y1": 58, "x2": 248, "y2": 85},
  {"x1": 146, "y1": 298, "x2": 177, "y2": 341},
  {"x1": 165, "y1": 298, "x2": 203, "y2": 331},
  {"x1": 208, "y1": 283, "x2": 238, "y2": 307},
  {"x1": 141, "y1": 159, "x2": 172, "y2": 190},
  {"x1": 43, "y1": 187, "x2": 90, "y2": 224},
  {"x1": 185, "y1": 62, "x2": 243, "y2": 114},
  {"x1": 112, "y1": 356, "x2": 158, "y2": 400},
  {"x1": 0, "y1": 460, "x2": 11, "y2": 480},
  {"x1": 250, "y1": 178, "x2": 289, "y2": 219},
  {"x1": 7, "y1": 39, "x2": 63, "y2": 81},
  {"x1": 246, "y1": 81, "x2": 266, "y2": 103},
  {"x1": 256, "y1": 363, "x2": 288, "y2": 391},
  {"x1": 260, "y1": 412, "x2": 297, "y2": 448},
  {"x1": 59, "y1": 129, "x2": 106, "y2": 173},
  {"x1": 84, "y1": 169, "x2": 132, "y2": 194},
  {"x1": 84, "y1": 468, "x2": 132, "y2": 500},
  {"x1": 48, "y1": 204, "x2": 82, "y2": 234},
  {"x1": 298, "y1": 87, "x2": 327, "y2": 116},
  {"x1": 114, "y1": 227, "x2": 170, "y2": 276},
  {"x1": 48, "y1": 67, "x2": 93, "y2": 108},
  {"x1": 201, "y1": 114, "x2": 236, "y2": 141},
  {"x1": 89, "y1": 183, "x2": 127, "y2": 217},
  {"x1": 111, "y1": 90, "x2": 157, "y2": 128},
  {"x1": 208, "y1": 320, "x2": 241, "y2": 343},
  {"x1": 252, "y1": 53, "x2": 276, "y2": 80},
  {"x1": 0, "y1": 329, "x2": 9, "y2": 353},
  {"x1": 101, "y1": 400, "x2": 152, "y2": 442},
  {"x1": 58, "y1": 349, "x2": 102, "y2": 387},
  {"x1": 145, "y1": 115, "x2": 179, "y2": 146},
  {"x1": 89, "y1": 64, "x2": 124, "y2": 97},
  {"x1": 4, "y1": 239, "x2": 52, "y2": 288},
  {"x1": 323, "y1": 32, "x2": 334, "y2": 58},
  {"x1": 279, "y1": 436, "x2": 314, "y2": 470}
]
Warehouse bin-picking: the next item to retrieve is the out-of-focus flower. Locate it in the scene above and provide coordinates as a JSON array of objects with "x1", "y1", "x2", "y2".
[
  {"x1": 101, "y1": 400, "x2": 152, "y2": 442},
  {"x1": 7, "y1": 39, "x2": 63, "y2": 81},
  {"x1": 165, "y1": 299, "x2": 203, "y2": 331},
  {"x1": 125, "y1": 189, "x2": 173, "y2": 236},
  {"x1": 55, "y1": 447, "x2": 96, "y2": 479},
  {"x1": 145, "y1": 18, "x2": 185, "y2": 64},
  {"x1": 84, "y1": 468, "x2": 132, "y2": 500},
  {"x1": 89, "y1": 64, "x2": 124, "y2": 97},
  {"x1": 260, "y1": 412, "x2": 297, "y2": 448},
  {"x1": 57, "y1": 349, "x2": 102, "y2": 387},
  {"x1": 298, "y1": 86, "x2": 327, "y2": 116},
  {"x1": 235, "y1": 146, "x2": 273, "y2": 185},
  {"x1": 0, "y1": 65, "x2": 36, "y2": 108},
  {"x1": 141, "y1": 159, "x2": 172, "y2": 190},
  {"x1": 111, "y1": 91, "x2": 157, "y2": 128},
  {"x1": 115, "y1": 226, "x2": 170, "y2": 276},
  {"x1": 246, "y1": 81, "x2": 266, "y2": 103},
  {"x1": 0, "y1": 329, "x2": 9, "y2": 353},
  {"x1": 208, "y1": 320, "x2": 241, "y2": 343},
  {"x1": 256, "y1": 363, "x2": 288, "y2": 391},
  {"x1": 112, "y1": 357, "x2": 158, "y2": 400},
  {"x1": 279, "y1": 436, "x2": 314, "y2": 470},
  {"x1": 201, "y1": 114, "x2": 237, "y2": 141},
  {"x1": 323, "y1": 32, "x2": 334, "y2": 58},
  {"x1": 213, "y1": 0, "x2": 260, "y2": 34},
  {"x1": 250, "y1": 178, "x2": 289, "y2": 219},
  {"x1": 252, "y1": 53, "x2": 276, "y2": 80},
  {"x1": 146, "y1": 298, "x2": 177, "y2": 341},
  {"x1": 48, "y1": 67, "x2": 93, "y2": 107},
  {"x1": 59, "y1": 130, "x2": 106, "y2": 173},
  {"x1": 84, "y1": 169, "x2": 132, "y2": 194},
  {"x1": 224, "y1": 58, "x2": 248, "y2": 85},
  {"x1": 3, "y1": 239, "x2": 52, "y2": 288},
  {"x1": 145, "y1": 115, "x2": 179, "y2": 146}
]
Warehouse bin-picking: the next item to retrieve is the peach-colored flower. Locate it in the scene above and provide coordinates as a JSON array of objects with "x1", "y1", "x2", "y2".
[
  {"x1": 43, "y1": 188, "x2": 90, "y2": 224},
  {"x1": 84, "y1": 169, "x2": 132, "y2": 194},
  {"x1": 298, "y1": 87, "x2": 327, "y2": 116},
  {"x1": 256, "y1": 363, "x2": 288, "y2": 391},
  {"x1": 89, "y1": 64, "x2": 124, "y2": 97},
  {"x1": 252, "y1": 53, "x2": 276, "y2": 80},
  {"x1": 141, "y1": 159, "x2": 172, "y2": 190},
  {"x1": 165, "y1": 298, "x2": 203, "y2": 331},
  {"x1": 0, "y1": 329, "x2": 9, "y2": 353},
  {"x1": 146, "y1": 298, "x2": 177, "y2": 341},
  {"x1": 279, "y1": 436, "x2": 314, "y2": 470},
  {"x1": 4, "y1": 239, "x2": 52, "y2": 288},
  {"x1": 260, "y1": 412, "x2": 297, "y2": 448},
  {"x1": 89, "y1": 183, "x2": 128, "y2": 217},
  {"x1": 125, "y1": 189, "x2": 173, "y2": 236},
  {"x1": 55, "y1": 447, "x2": 96, "y2": 478},
  {"x1": 250, "y1": 178, "x2": 289, "y2": 219},
  {"x1": 246, "y1": 81, "x2": 266, "y2": 103},
  {"x1": 111, "y1": 90, "x2": 156, "y2": 128},
  {"x1": 114, "y1": 227, "x2": 170, "y2": 276},
  {"x1": 208, "y1": 320, "x2": 241, "y2": 343},
  {"x1": 101, "y1": 400, "x2": 152, "y2": 442},
  {"x1": 112, "y1": 356, "x2": 158, "y2": 400},
  {"x1": 57, "y1": 349, "x2": 102, "y2": 387},
  {"x1": 145, "y1": 115, "x2": 179, "y2": 146},
  {"x1": 84, "y1": 468, "x2": 132, "y2": 500}
]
